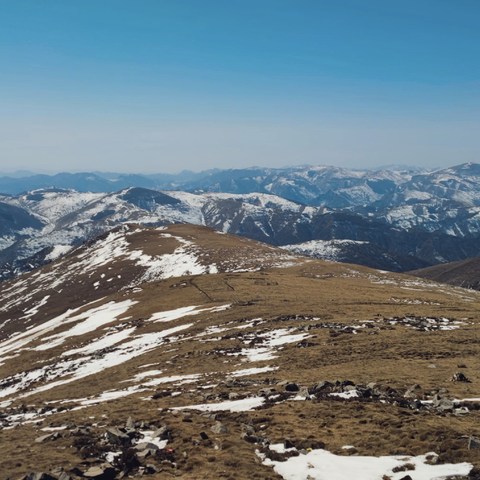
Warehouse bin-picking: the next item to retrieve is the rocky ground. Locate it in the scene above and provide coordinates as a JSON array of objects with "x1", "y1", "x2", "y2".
[{"x1": 1, "y1": 225, "x2": 480, "y2": 479}]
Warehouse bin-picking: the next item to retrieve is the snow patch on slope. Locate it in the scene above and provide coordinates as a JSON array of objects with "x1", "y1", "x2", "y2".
[
  {"x1": 260, "y1": 445, "x2": 472, "y2": 480},
  {"x1": 282, "y1": 239, "x2": 368, "y2": 262}
]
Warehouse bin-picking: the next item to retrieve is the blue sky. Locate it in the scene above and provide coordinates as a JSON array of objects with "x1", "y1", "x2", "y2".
[{"x1": 1, "y1": 0, "x2": 479, "y2": 173}]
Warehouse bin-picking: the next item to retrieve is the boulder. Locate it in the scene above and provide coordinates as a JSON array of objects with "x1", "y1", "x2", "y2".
[
  {"x1": 34, "y1": 434, "x2": 55, "y2": 444},
  {"x1": 284, "y1": 383, "x2": 299, "y2": 393},
  {"x1": 432, "y1": 394, "x2": 455, "y2": 413},
  {"x1": 468, "y1": 436, "x2": 480, "y2": 450},
  {"x1": 25, "y1": 474, "x2": 56, "y2": 480},
  {"x1": 83, "y1": 465, "x2": 116, "y2": 480},
  {"x1": 309, "y1": 381, "x2": 334, "y2": 394},
  {"x1": 452, "y1": 372, "x2": 471, "y2": 383},
  {"x1": 105, "y1": 427, "x2": 129, "y2": 445},
  {"x1": 211, "y1": 422, "x2": 228, "y2": 434},
  {"x1": 404, "y1": 384, "x2": 422, "y2": 399}
]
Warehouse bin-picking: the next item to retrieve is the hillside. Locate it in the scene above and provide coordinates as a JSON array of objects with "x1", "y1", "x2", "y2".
[
  {"x1": 1, "y1": 225, "x2": 480, "y2": 479},
  {"x1": 410, "y1": 257, "x2": 480, "y2": 290},
  {"x1": 4, "y1": 183, "x2": 480, "y2": 281}
]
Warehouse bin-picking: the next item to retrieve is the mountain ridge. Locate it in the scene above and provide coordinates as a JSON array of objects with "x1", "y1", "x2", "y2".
[
  {"x1": 1, "y1": 162, "x2": 480, "y2": 281},
  {"x1": 1, "y1": 225, "x2": 480, "y2": 478}
]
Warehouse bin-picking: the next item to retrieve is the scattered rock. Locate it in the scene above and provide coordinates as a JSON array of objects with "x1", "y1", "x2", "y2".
[
  {"x1": 23, "y1": 474, "x2": 57, "y2": 480},
  {"x1": 125, "y1": 416, "x2": 135, "y2": 429},
  {"x1": 105, "y1": 427, "x2": 129, "y2": 445},
  {"x1": 451, "y1": 372, "x2": 471, "y2": 383},
  {"x1": 431, "y1": 394, "x2": 455, "y2": 413},
  {"x1": 134, "y1": 442, "x2": 160, "y2": 451},
  {"x1": 468, "y1": 436, "x2": 480, "y2": 450},
  {"x1": 404, "y1": 384, "x2": 422, "y2": 399},
  {"x1": 284, "y1": 439, "x2": 295, "y2": 449},
  {"x1": 144, "y1": 464, "x2": 160, "y2": 474},
  {"x1": 34, "y1": 433, "x2": 57, "y2": 443},
  {"x1": 83, "y1": 465, "x2": 116, "y2": 480},
  {"x1": 211, "y1": 422, "x2": 228, "y2": 434}
]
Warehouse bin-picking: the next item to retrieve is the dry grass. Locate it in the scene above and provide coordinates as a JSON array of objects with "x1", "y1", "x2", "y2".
[{"x1": 1, "y1": 225, "x2": 480, "y2": 478}]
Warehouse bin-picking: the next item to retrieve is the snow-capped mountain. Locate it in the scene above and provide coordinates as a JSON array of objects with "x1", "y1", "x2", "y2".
[
  {"x1": 2, "y1": 162, "x2": 480, "y2": 280},
  {"x1": 0, "y1": 186, "x2": 475, "y2": 280},
  {"x1": 0, "y1": 164, "x2": 418, "y2": 205}
]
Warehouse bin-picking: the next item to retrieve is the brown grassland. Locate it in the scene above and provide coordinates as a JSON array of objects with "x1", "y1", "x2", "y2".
[{"x1": 1, "y1": 225, "x2": 480, "y2": 479}]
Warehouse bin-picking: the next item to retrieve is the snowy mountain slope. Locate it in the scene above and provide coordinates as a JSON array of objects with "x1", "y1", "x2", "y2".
[
  {"x1": 0, "y1": 224, "x2": 300, "y2": 339},
  {"x1": 0, "y1": 189, "x2": 319, "y2": 280},
  {"x1": 280, "y1": 239, "x2": 424, "y2": 271},
  {"x1": 1, "y1": 226, "x2": 480, "y2": 478},
  {"x1": 1, "y1": 163, "x2": 479, "y2": 215},
  {"x1": 367, "y1": 163, "x2": 480, "y2": 235},
  {"x1": 2, "y1": 161, "x2": 480, "y2": 280},
  {"x1": 1, "y1": 189, "x2": 104, "y2": 224},
  {"x1": 161, "y1": 164, "x2": 414, "y2": 207},
  {"x1": 0, "y1": 164, "x2": 417, "y2": 205},
  {"x1": 0, "y1": 201, "x2": 45, "y2": 251},
  {"x1": 3, "y1": 184, "x2": 480, "y2": 280}
]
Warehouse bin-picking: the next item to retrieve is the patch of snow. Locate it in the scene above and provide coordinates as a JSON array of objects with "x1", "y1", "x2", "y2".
[
  {"x1": 330, "y1": 390, "x2": 359, "y2": 399},
  {"x1": 45, "y1": 245, "x2": 73, "y2": 261},
  {"x1": 230, "y1": 366, "x2": 278, "y2": 377},
  {"x1": 260, "y1": 446, "x2": 472, "y2": 480},
  {"x1": 171, "y1": 396, "x2": 265, "y2": 412},
  {"x1": 34, "y1": 299, "x2": 137, "y2": 351}
]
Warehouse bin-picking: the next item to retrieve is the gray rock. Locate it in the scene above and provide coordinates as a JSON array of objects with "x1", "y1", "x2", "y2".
[
  {"x1": 298, "y1": 386, "x2": 311, "y2": 398},
  {"x1": 259, "y1": 387, "x2": 277, "y2": 396},
  {"x1": 432, "y1": 394, "x2": 455, "y2": 412},
  {"x1": 34, "y1": 433, "x2": 54, "y2": 443},
  {"x1": 83, "y1": 467, "x2": 105, "y2": 478},
  {"x1": 451, "y1": 372, "x2": 471, "y2": 383},
  {"x1": 105, "y1": 427, "x2": 129, "y2": 445},
  {"x1": 83, "y1": 465, "x2": 116, "y2": 479},
  {"x1": 145, "y1": 464, "x2": 160, "y2": 473},
  {"x1": 468, "y1": 436, "x2": 480, "y2": 449},
  {"x1": 309, "y1": 381, "x2": 333, "y2": 394},
  {"x1": 50, "y1": 468, "x2": 72, "y2": 480},
  {"x1": 57, "y1": 474, "x2": 73, "y2": 480},
  {"x1": 125, "y1": 416, "x2": 135, "y2": 429},
  {"x1": 152, "y1": 425, "x2": 171, "y2": 441},
  {"x1": 136, "y1": 449, "x2": 153, "y2": 460},
  {"x1": 404, "y1": 384, "x2": 422, "y2": 399},
  {"x1": 26, "y1": 474, "x2": 56, "y2": 480},
  {"x1": 211, "y1": 421, "x2": 229, "y2": 434},
  {"x1": 135, "y1": 441, "x2": 159, "y2": 451}
]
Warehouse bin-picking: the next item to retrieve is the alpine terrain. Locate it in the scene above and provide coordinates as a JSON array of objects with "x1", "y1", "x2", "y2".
[
  {"x1": 2, "y1": 162, "x2": 480, "y2": 281},
  {"x1": 1, "y1": 225, "x2": 480, "y2": 479}
]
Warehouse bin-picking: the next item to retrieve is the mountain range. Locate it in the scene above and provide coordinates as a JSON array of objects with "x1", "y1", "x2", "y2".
[{"x1": 1, "y1": 162, "x2": 480, "y2": 281}]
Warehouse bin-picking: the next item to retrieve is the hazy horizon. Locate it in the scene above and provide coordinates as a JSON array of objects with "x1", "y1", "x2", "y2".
[
  {"x1": 0, "y1": 161, "x2": 464, "y2": 178},
  {"x1": 1, "y1": 1, "x2": 479, "y2": 173}
]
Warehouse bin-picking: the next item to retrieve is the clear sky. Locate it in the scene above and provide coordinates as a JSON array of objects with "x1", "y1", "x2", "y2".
[{"x1": 1, "y1": 0, "x2": 479, "y2": 173}]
